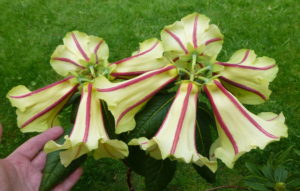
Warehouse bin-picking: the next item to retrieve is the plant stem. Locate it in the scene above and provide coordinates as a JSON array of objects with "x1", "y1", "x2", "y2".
[
  {"x1": 126, "y1": 168, "x2": 135, "y2": 191},
  {"x1": 178, "y1": 68, "x2": 191, "y2": 76},
  {"x1": 190, "y1": 53, "x2": 197, "y2": 81},
  {"x1": 205, "y1": 185, "x2": 248, "y2": 191},
  {"x1": 195, "y1": 66, "x2": 210, "y2": 75}
]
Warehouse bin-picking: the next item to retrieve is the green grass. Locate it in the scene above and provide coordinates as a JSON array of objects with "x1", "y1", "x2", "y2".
[{"x1": 0, "y1": 0, "x2": 299, "y2": 190}]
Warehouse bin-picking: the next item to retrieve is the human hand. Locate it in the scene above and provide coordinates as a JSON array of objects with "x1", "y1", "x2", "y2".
[{"x1": 0, "y1": 125, "x2": 83, "y2": 191}]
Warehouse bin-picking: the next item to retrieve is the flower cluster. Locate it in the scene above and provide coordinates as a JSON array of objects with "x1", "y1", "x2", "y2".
[{"x1": 7, "y1": 13, "x2": 287, "y2": 170}]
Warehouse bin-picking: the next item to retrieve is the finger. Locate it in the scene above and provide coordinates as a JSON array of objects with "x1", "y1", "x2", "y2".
[
  {"x1": 11, "y1": 126, "x2": 63, "y2": 160},
  {"x1": 52, "y1": 167, "x2": 83, "y2": 191},
  {"x1": 32, "y1": 151, "x2": 47, "y2": 171}
]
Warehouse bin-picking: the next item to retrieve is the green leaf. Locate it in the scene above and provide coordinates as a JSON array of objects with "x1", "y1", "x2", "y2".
[
  {"x1": 287, "y1": 177, "x2": 300, "y2": 188},
  {"x1": 40, "y1": 127, "x2": 87, "y2": 191},
  {"x1": 244, "y1": 176, "x2": 272, "y2": 191},
  {"x1": 274, "y1": 166, "x2": 288, "y2": 182},
  {"x1": 123, "y1": 146, "x2": 149, "y2": 176},
  {"x1": 69, "y1": 94, "x2": 81, "y2": 124},
  {"x1": 244, "y1": 181, "x2": 272, "y2": 191},
  {"x1": 192, "y1": 102, "x2": 216, "y2": 183},
  {"x1": 145, "y1": 158, "x2": 177, "y2": 191},
  {"x1": 124, "y1": 146, "x2": 177, "y2": 191},
  {"x1": 195, "y1": 102, "x2": 215, "y2": 156},
  {"x1": 193, "y1": 164, "x2": 215, "y2": 183},
  {"x1": 101, "y1": 100, "x2": 118, "y2": 139},
  {"x1": 261, "y1": 165, "x2": 274, "y2": 182},
  {"x1": 123, "y1": 93, "x2": 174, "y2": 142},
  {"x1": 246, "y1": 162, "x2": 263, "y2": 176},
  {"x1": 269, "y1": 146, "x2": 294, "y2": 167}
]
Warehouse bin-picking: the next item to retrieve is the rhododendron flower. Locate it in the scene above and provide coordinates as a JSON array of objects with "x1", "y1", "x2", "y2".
[
  {"x1": 7, "y1": 31, "x2": 174, "y2": 166},
  {"x1": 129, "y1": 81, "x2": 217, "y2": 172},
  {"x1": 96, "y1": 65, "x2": 178, "y2": 134},
  {"x1": 204, "y1": 80, "x2": 287, "y2": 168},
  {"x1": 100, "y1": 12, "x2": 287, "y2": 170}
]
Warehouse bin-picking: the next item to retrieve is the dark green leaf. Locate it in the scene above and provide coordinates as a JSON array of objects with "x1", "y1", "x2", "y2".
[
  {"x1": 101, "y1": 100, "x2": 118, "y2": 139},
  {"x1": 123, "y1": 93, "x2": 174, "y2": 142},
  {"x1": 124, "y1": 146, "x2": 176, "y2": 191},
  {"x1": 274, "y1": 166, "x2": 288, "y2": 182},
  {"x1": 287, "y1": 177, "x2": 300, "y2": 188},
  {"x1": 244, "y1": 180, "x2": 272, "y2": 191},
  {"x1": 193, "y1": 164, "x2": 215, "y2": 183},
  {"x1": 69, "y1": 95, "x2": 81, "y2": 124},
  {"x1": 192, "y1": 102, "x2": 216, "y2": 183},
  {"x1": 40, "y1": 127, "x2": 87, "y2": 191},
  {"x1": 145, "y1": 158, "x2": 177, "y2": 191},
  {"x1": 261, "y1": 165, "x2": 274, "y2": 181},
  {"x1": 294, "y1": 149, "x2": 300, "y2": 157},
  {"x1": 246, "y1": 162, "x2": 263, "y2": 176},
  {"x1": 269, "y1": 146, "x2": 294, "y2": 167},
  {"x1": 244, "y1": 176, "x2": 273, "y2": 189},
  {"x1": 123, "y1": 146, "x2": 150, "y2": 176},
  {"x1": 195, "y1": 102, "x2": 215, "y2": 156}
]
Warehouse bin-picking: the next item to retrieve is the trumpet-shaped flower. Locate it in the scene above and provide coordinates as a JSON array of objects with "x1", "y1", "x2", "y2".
[
  {"x1": 98, "y1": 12, "x2": 287, "y2": 170},
  {"x1": 50, "y1": 31, "x2": 109, "y2": 76},
  {"x1": 44, "y1": 83, "x2": 128, "y2": 166},
  {"x1": 161, "y1": 12, "x2": 223, "y2": 66},
  {"x1": 95, "y1": 65, "x2": 178, "y2": 134},
  {"x1": 110, "y1": 38, "x2": 168, "y2": 77},
  {"x1": 129, "y1": 81, "x2": 217, "y2": 172},
  {"x1": 8, "y1": 31, "x2": 176, "y2": 165},
  {"x1": 216, "y1": 49, "x2": 278, "y2": 105},
  {"x1": 7, "y1": 76, "x2": 78, "y2": 132},
  {"x1": 204, "y1": 80, "x2": 287, "y2": 168}
]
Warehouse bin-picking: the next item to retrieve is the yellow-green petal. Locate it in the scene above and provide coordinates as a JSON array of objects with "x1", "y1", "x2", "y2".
[
  {"x1": 44, "y1": 83, "x2": 128, "y2": 166},
  {"x1": 110, "y1": 38, "x2": 168, "y2": 77},
  {"x1": 51, "y1": 31, "x2": 109, "y2": 76},
  {"x1": 95, "y1": 65, "x2": 178, "y2": 134},
  {"x1": 161, "y1": 12, "x2": 223, "y2": 61},
  {"x1": 204, "y1": 80, "x2": 287, "y2": 168},
  {"x1": 129, "y1": 82, "x2": 217, "y2": 172},
  {"x1": 7, "y1": 77, "x2": 78, "y2": 132},
  {"x1": 217, "y1": 49, "x2": 278, "y2": 104}
]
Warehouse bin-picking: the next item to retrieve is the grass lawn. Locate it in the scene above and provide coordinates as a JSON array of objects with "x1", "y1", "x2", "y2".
[{"x1": 0, "y1": 0, "x2": 299, "y2": 190}]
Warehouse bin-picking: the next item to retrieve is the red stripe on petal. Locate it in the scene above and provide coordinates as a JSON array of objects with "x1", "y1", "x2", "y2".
[
  {"x1": 193, "y1": 15, "x2": 199, "y2": 48},
  {"x1": 10, "y1": 76, "x2": 75, "y2": 99},
  {"x1": 83, "y1": 83, "x2": 93, "y2": 142},
  {"x1": 205, "y1": 38, "x2": 222, "y2": 45},
  {"x1": 116, "y1": 77, "x2": 177, "y2": 126},
  {"x1": 72, "y1": 33, "x2": 90, "y2": 61},
  {"x1": 237, "y1": 50, "x2": 250, "y2": 64},
  {"x1": 110, "y1": 70, "x2": 151, "y2": 77},
  {"x1": 216, "y1": 50, "x2": 250, "y2": 66},
  {"x1": 94, "y1": 40, "x2": 103, "y2": 65},
  {"x1": 216, "y1": 62, "x2": 276, "y2": 70},
  {"x1": 97, "y1": 65, "x2": 176, "y2": 92},
  {"x1": 204, "y1": 84, "x2": 239, "y2": 154},
  {"x1": 219, "y1": 76, "x2": 267, "y2": 100},
  {"x1": 111, "y1": 42, "x2": 159, "y2": 65},
  {"x1": 52, "y1": 57, "x2": 86, "y2": 69},
  {"x1": 170, "y1": 83, "x2": 193, "y2": 154},
  {"x1": 214, "y1": 80, "x2": 278, "y2": 139},
  {"x1": 165, "y1": 29, "x2": 189, "y2": 54},
  {"x1": 21, "y1": 85, "x2": 79, "y2": 129},
  {"x1": 155, "y1": 85, "x2": 181, "y2": 136}
]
